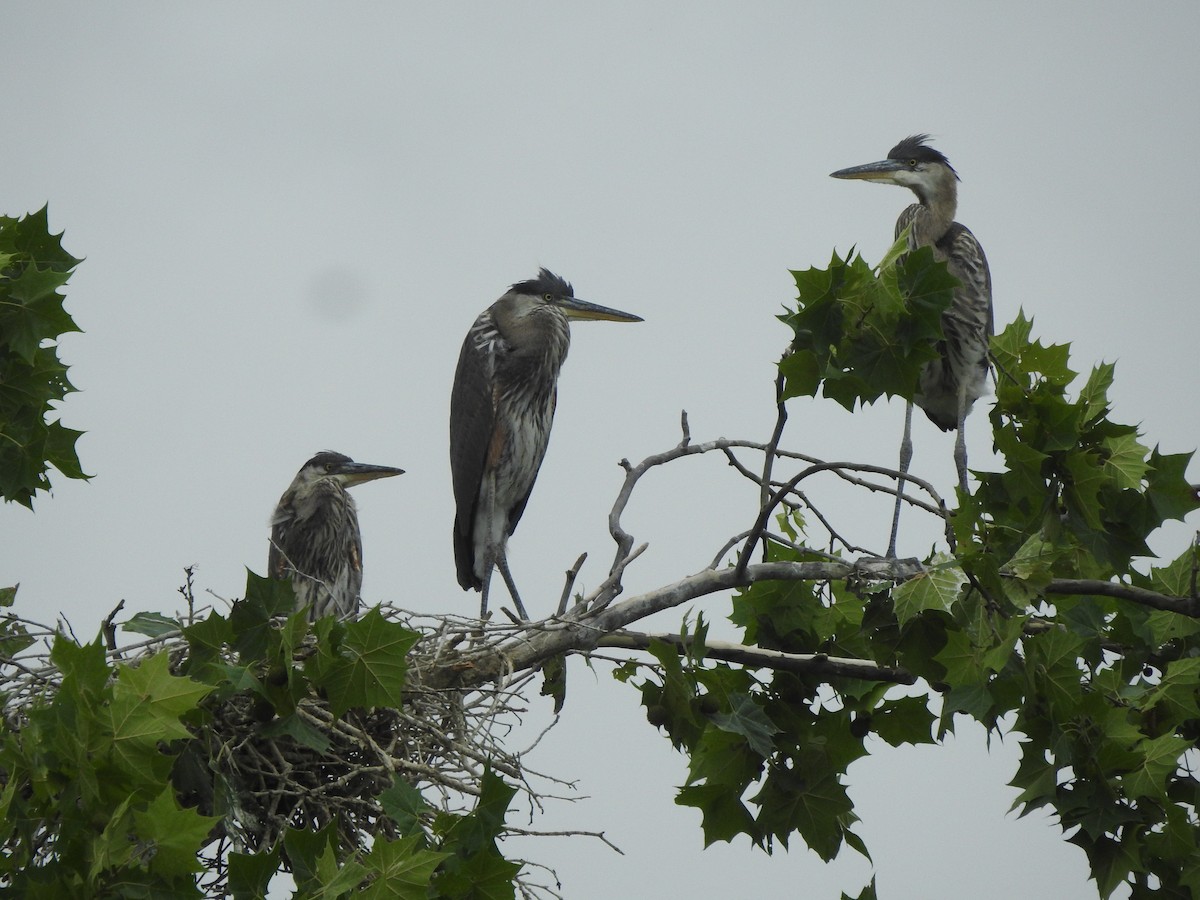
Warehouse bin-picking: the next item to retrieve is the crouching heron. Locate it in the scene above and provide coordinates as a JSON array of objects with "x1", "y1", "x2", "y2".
[
  {"x1": 831, "y1": 135, "x2": 993, "y2": 556},
  {"x1": 269, "y1": 451, "x2": 404, "y2": 620},
  {"x1": 450, "y1": 269, "x2": 642, "y2": 620}
]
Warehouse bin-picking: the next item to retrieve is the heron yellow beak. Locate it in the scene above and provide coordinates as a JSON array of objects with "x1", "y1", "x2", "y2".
[{"x1": 555, "y1": 296, "x2": 643, "y2": 323}]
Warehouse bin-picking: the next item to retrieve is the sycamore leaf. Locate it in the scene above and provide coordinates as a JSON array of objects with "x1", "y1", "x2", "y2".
[
  {"x1": 891, "y1": 557, "x2": 966, "y2": 624},
  {"x1": 130, "y1": 787, "x2": 220, "y2": 876},
  {"x1": 869, "y1": 695, "x2": 935, "y2": 748},
  {"x1": 1101, "y1": 432, "x2": 1150, "y2": 490},
  {"x1": 108, "y1": 653, "x2": 213, "y2": 773},
  {"x1": 676, "y1": 783, "x2": 758, "y2": 846},
  {"x1": 1119, "y1": 734, "x2": 1193, "y2": 801},
  {"x1": 379, "y1": 780, "x2": 432, "y2": 836},
  {"x1": 229, "y1": 846, "x2": 281, "y2": 900},
  {"x1": 307, "y1": 608, "x2": 418, "y2": 716},
  {"x1": 1079, "y1": 362, "x2": 1115, "y2": 423},
  {"x1": 361, "y1": 835, "x2": 449, "y2": 900},
  {"x1": 122, "y1": 612, "x2": 182, "y2": 638},
  {"x1": 710, "y1": 693, "x2": 779, "y2": 758}
]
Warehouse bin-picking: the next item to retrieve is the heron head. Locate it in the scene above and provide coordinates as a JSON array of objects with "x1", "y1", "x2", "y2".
[
  {"x1": 831, "y1": 134, "x2": 959, "y2": 204},
  {"x1": 295, "y1": 451, "x2": 405, "y2": 490},
  {"x1": 508, "y1": 268, "x2": 643, "y2": 324}
]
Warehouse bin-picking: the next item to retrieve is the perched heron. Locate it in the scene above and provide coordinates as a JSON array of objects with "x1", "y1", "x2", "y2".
[
  {"x1": 269, "y1": 451, "x2": 404, "y2": 620},
  {"x1": 450, "y1": 269, "x2": 642, "y2": 619},
  {"x1": 831, "y1": 135, "x2": 993, "y2": 556}
]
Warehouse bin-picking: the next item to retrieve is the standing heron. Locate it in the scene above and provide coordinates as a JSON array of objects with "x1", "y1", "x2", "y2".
[
  {"x1": 450, "y1": 269, "x2": 642, "y2": 620},
  {"x1": 831, "y1": 135, "x2": 993, "y2": 556},
  {"x1": 269, "y1": 451, "x2": 404, "y2": 620}
]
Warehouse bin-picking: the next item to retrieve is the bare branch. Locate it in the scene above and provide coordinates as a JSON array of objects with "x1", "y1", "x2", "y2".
[
  {"x1": 420, "y1": 556, "x2": 924, "y2": 692},
  {"x1": 557, "y1": 553, "x2": 588, "y2": 616}
]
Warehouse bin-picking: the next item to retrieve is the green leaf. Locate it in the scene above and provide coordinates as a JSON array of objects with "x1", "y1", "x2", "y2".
[
  {"x1": 361, "y1": 834, "x2": 449, "y2": 900},
  {"x1": 130, "y1": 787, "x2": 220, "y2": 876},
  {"x1": 379, "y1": 780, "x2": 432, "y2": 836},
  {"x1": 891, "y1": 558, "x2": 965, "y2": 624},
  {"x1": 307, "y1": 607, "x2": 418, "y2": 716},
  {"x1": 709, "y1": 693, "x2": 779, "y2": 758},
  {"x1": 753, "y1": 760, "x2": 861, "y2": 862},
  {"x1": 676, "y1": 783, "x2": 758, "y2": 846},
  {"x1": 0, "y1": 206, "x2": 86, "y2": 508},
  {"x1": 122, "y1": 612, "x2": 182, "y2": 638},
  {"x1": 259, "y1": 711, "x2": 332, "y2": 752},
  {"x1": 1119, "y1": 734, "x2": 1193, "y2": 801},
  {"x1": 229, "y1": 569, "x2": 299, "y2": 659},
  {"x1": 869, "y1": 695, "x2": 934, "y2": 747},
  {"x1": 1100, "y1": 432, "x2": 1149, "y2": 490},
  {"x1": 229, "y1": 846, "x2": 281, "y2": 900},
  {"x1": 108, "y1": 653, "x2": 213, "y2": 774}
]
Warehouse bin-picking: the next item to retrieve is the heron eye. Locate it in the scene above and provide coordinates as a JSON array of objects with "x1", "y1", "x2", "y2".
[
  {"x1": 543, "y1": 292, "x2": 554, "y2": 302},
  {"x1": 908, "y1": 159, "x2": 918, "y2": 167}
]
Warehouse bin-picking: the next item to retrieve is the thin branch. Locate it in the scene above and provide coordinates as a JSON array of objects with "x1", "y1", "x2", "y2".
[
  {"x1": 1045, "y1": 579, "x2": 1200, "y2": 618},
  {"x1": 101, "y1": 599, "x2": 126, "y2": 656},
  {"x1": 557, "y1": 553, "x2": 588, "y2": 616},
  {"x1": 598, "y1": 630, "x2": 915, "y2": 685}
]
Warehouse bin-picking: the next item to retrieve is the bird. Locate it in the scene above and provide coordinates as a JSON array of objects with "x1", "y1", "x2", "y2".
[
  {"x1": 450, "y1": 268, "x2": 642, "y2": 620},
  {"x1": 268, "y1": 451, "x2": 404, "y2": 620},
  {"x1": 831, "y1": 135, "x2": 993, "y2": 556}
]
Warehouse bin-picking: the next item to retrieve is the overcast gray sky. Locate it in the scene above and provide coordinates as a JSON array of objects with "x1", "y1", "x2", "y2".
[{"x1": 4, "y1": 4, "x2": 1198, "y2": 898}]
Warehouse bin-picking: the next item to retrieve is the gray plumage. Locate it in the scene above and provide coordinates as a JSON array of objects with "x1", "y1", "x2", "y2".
[
  {"x1": 450, "y1": 269, "x2": 642, "y2": 619},
  {"x1": 832, "y1": 135, "x2": 993, "y2": 554},
  {"x1": 883, "y1": 135, "x2": 993, "y2": 431},
  {"x1": 269, "y1": 451, "x2": 404, "y2": 620}
]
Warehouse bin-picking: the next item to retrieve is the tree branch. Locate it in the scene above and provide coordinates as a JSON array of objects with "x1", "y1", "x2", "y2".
[
  {"x1": 1045, "y1": 578, "x2": 1199, "y2": 618},
  {"x1": 597, "y1": 630, "x2": 915, "y2": 685},
  {"x1": 418, "y1": 556, "x2": 923, "y2": 691}
]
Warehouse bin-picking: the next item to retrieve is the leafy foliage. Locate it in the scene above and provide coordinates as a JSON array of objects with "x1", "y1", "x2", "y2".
[
  {"x1": 625, "y1": 245, "x2": 1200, "y2": 898},
  {"x1": 0, "y1": 576, "x2": 522, "y2": 898},
  {"x1": 5, "y1": 216, "x2": 1199, "y2": 897},
  {"x1": 0, "y1": 207, "x2": 87, "y2": 507}
]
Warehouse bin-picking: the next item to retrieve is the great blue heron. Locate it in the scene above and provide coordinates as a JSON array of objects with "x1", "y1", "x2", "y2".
[
  {"x1": 269, "y1": 451, "x2": 404, "y2": 620},
  {"x1": 450, "y1": 269, "x2": 642, "y2": 619},
  {"x1": 831, "y1": 135, "x2": 993, "y2": 556}
]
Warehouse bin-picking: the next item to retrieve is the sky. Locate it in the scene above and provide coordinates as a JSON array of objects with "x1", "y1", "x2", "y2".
[{"x1": 4, "y1": 4, "x2": 1199, "y2": 898}]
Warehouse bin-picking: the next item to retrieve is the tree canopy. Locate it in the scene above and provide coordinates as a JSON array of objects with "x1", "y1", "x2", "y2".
[{"x1": 2, "y1": 212, "x2": 1197, "y2": 898}]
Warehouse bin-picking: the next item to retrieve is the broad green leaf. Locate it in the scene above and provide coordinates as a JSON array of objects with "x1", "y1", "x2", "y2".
[
  {"x1": 307, "y1": 607, "x2": 418, "y2": 716},
  {"x1": 869, "y1": 695, "x2": 935, "y2": 747},
  {"x1": 229, "y1": 847, "x2": 281, "y2": 900},
  {"x1": 676, "y1": 783, "x2": 758, "y2": 846},
  {"x1": 122, "y1": 611, "x2": 182, "y2": 638},
  {"x1": 130, "y1": 787, "x2": 220, "y2": 876},
  {"x1": 361, "y1": 835, "x2": 449, "y2": 900},
  {"x1": 379, "y1": 780, "x2": 432, "y2": 836},
  {"x1": 891, "y1": 558, "x2": 965, "y2": 624},
  {"x1": 108, "y1": 653, "x2": 213, "y2": 773},
  {"x1": 710, "y1": 693, "x2": 779, "y2": 758}
]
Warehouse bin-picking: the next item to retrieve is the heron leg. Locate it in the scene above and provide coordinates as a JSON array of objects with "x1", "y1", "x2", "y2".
[
  {"x1": 953, "y1": 383, "x2": 970, "y2": 496},
  {"x1": 479, "y1": 559, "x2": 493, "y2": 619},
  {"x1": 888, "y1": 400, "x2": 915, "y2": 558},
  {"x1": 494, "y1": 548, "x2": 528, "y2": 620}
]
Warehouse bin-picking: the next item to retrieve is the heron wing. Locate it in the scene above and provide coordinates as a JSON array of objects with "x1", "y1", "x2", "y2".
[
  {"x1": 941, "y1": 222, "x2": 993, "y2": 338},
  {"x1": 503, "y1": 383, "x2": 555, "y2": 536},
  {"x1": 449, "y1": 322, "x2": 497, "y2": 590},
  {"x1": 267, "y1": 499, "x2": 293, "y2": 579}
]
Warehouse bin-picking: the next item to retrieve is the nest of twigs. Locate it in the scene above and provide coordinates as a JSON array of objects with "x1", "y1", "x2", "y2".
[{"x1": 1, "y1": 602, "x2": 562, "y2": 886}]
